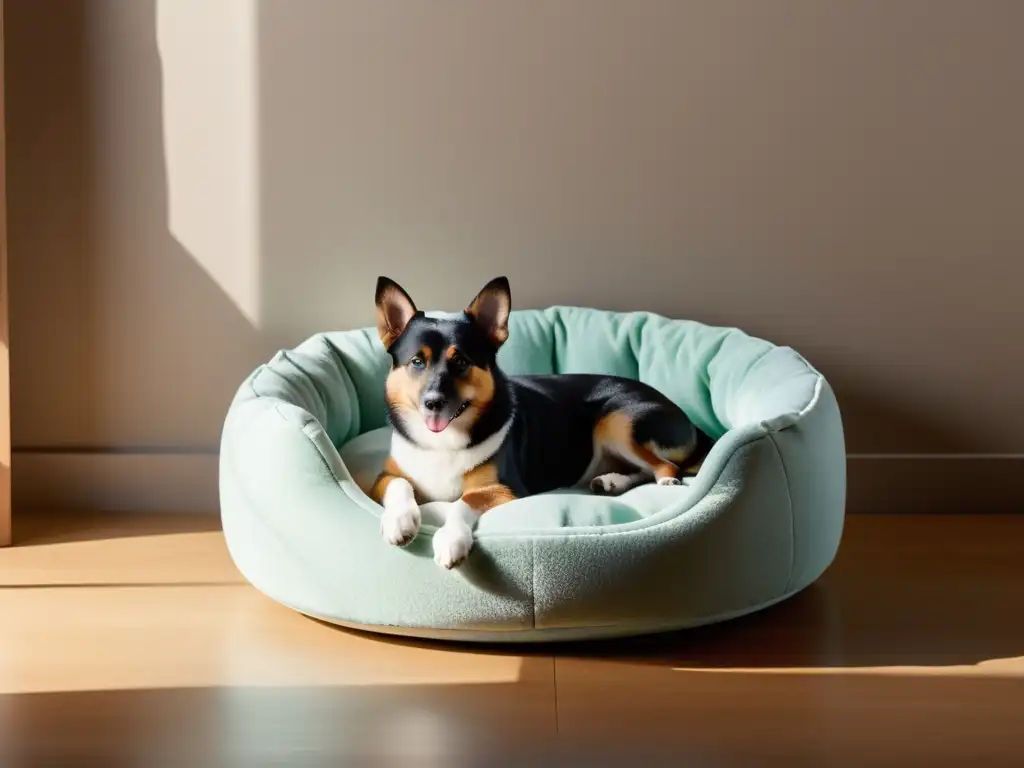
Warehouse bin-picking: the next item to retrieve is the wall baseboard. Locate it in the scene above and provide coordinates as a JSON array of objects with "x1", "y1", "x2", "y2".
[
  {"x1": 13, "y1": 451, "x2": 219, "y2": 514},
  {"x1": 11, "y1": 451, "x2": 1023, "y2": 515},
  {"x1": 846, "y1": 455, "x2": 1022, "y2": 515}
]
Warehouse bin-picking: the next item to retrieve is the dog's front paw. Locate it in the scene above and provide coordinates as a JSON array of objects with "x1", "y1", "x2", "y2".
[
  {"x1": 381, "y1": 501, "x2": 421, "y2": 546},
  {"x1": 381, "y1": 480, "x2": 421, "y2": 547},
  {"x1": 657, "y1": 476, "x2": 682, "y2": 487},
  {"x1": 432, "y1": 522, "x2": 473, "y2": 569}
]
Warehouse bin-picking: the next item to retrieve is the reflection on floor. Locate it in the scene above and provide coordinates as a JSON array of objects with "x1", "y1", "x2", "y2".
[{"x1": 1, "y1": 512, "x2": 1022, "y2": 765}]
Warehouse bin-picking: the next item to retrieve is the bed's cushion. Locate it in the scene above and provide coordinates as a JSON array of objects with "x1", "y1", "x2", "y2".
[{"x1": 340, "y1": 426, "x2": 695, "y2": 531}]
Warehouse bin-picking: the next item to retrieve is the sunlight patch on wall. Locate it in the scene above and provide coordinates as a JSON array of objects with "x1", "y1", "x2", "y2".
[{"x1": 156, "y1": 0, "x2": 260, "y2": 326}]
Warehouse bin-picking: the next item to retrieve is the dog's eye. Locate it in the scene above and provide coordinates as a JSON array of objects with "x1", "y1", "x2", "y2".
[
  {"x1": 450, "y1": 353, "x2": 469, "y2": 372},
  {"x1": 409, "y1": 356, "x2": 426, "y2": 369}
]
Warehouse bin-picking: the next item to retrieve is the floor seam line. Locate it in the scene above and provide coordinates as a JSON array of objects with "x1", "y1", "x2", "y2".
[{"x1": 553, "y1": 656, "x2": 561, "y2": 736}]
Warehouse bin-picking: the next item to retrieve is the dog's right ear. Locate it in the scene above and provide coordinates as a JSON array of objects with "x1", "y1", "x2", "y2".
[
  {"x1": 465, "y1": 276, "x2": 511, "y2": 348},
  {"x1": 375, "y1": 276, "x2": 418, "y2": 349}
]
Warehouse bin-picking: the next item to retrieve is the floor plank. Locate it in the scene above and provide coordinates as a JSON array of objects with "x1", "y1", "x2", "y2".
[
  {"x1": 2, "y1": 512, "x2": 1022, "y2": 764},
  {"x1": 2, "y1": 511, "x2": 240, "y2": 586}
]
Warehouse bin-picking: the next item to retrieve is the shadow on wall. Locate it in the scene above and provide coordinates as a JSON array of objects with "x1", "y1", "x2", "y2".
[
  {"x1": 2, "y1": 0, "x2": 1005, "y2": 459},
  {"x1": 5, "y1": 0, "x2": 274, "y2": 456},
  {"x1": 5, "y1": 1, "x2": 1020, "y2": 517}
]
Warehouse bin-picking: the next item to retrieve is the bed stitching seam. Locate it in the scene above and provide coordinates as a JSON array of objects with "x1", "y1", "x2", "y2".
[
  {"x1": 766, "y1": 430, "x2": 797, "y2": 594},
  {"x1": 280, "y1": 349, "x2": 330, "y2": 419},
  {"x1": 292, "y1": 410, "x2": 346, "y2": 487},
  {"x1": 253, "y1": 362, "x2": 348, "y2": 488},
  {"x1": 531, "y1": 539, "x2": 538, "y2": 629}
]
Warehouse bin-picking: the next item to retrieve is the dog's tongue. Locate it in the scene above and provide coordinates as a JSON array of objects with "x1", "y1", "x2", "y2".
[{"x1": 425, "y1": 415, "x2": 448, "y2": 433}]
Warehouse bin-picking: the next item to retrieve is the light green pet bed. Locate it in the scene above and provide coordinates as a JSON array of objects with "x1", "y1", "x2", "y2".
[{"x1": 219, "y1": 306, "x2": 846, "y2": 642}]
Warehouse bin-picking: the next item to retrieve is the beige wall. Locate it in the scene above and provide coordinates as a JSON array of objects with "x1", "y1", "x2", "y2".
[{"x1": 6, "y1": 1, "x2": 1024, "y2": 511}]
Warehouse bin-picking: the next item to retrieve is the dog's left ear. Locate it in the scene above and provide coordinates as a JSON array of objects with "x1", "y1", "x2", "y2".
[
  {"x1": 376, "y1": 276, "x2": 418, "y2": 350},
  {"x1": 465, "y1": 276, "x2": 511, "y2": 347}
]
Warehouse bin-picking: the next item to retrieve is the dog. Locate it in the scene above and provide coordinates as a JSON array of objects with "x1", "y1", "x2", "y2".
[{"x1": 369, "y1": 276, "x2": 711, "y2": 568}]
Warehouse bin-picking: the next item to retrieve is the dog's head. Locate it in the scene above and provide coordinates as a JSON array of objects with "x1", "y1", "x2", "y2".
[{"x1": 375, "y1": 276, "x2": 511, "y2": 449}]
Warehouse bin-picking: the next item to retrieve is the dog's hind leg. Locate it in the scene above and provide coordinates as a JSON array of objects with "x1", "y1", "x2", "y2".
[
  {"x1": 593, "y1": 409, "x2": 699, "y2": 488},
  {"x1": 589, "y1": 471, "x2": 650, "y2": 495}
]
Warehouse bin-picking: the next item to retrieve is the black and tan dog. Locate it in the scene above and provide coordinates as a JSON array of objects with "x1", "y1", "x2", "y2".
[{"x1": 370, "y1": 276, "x2": 710, "y2": 568}]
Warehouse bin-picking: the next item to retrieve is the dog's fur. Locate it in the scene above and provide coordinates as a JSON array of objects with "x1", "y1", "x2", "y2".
[{"x1": 370, "y1": 276, "x2": 711, "y2": 568}]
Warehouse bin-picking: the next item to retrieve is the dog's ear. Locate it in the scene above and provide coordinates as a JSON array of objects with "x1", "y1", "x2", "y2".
[
  {"x1": 376, "y1": 276, "x2": 418, "y2": 349},
  {"x1": 465, "y1": 276, "x2": 511, "y2": 347}
]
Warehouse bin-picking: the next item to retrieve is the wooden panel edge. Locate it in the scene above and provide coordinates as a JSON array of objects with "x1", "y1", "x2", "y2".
[{"x1": 0, "y1": 0, "x2": 11, "y2": 546}]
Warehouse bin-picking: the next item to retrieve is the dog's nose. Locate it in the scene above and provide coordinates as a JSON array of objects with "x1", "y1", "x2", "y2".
[{"x1": 422, "y1": 394, "x2": 445, "y2": 413}]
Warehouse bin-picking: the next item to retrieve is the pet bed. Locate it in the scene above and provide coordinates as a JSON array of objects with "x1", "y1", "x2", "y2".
[{"x1": 219, "y1": 306, "x2": 846, "y2": 642}]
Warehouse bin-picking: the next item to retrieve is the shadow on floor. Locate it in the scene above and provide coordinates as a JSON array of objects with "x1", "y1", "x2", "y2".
[
  {"x1": 2, "y1": 674, "x2": 1023, "y2": 765},
  {"x1": 320, "y1": 517, "x2": 1024, "y2": 670},
  {"x1": 327, "y1": 575, "x2": 1024, "y2": 671}
]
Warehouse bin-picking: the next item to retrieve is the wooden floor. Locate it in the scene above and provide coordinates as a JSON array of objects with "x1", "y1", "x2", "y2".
[{"x1": 1, "y1": 512, "x2": 1023, "y2": 766}]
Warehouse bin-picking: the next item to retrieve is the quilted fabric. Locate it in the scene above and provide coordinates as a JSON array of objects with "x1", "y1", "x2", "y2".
[{"x1": 219, "y1": 307, "x2": 846, "y2": 641}]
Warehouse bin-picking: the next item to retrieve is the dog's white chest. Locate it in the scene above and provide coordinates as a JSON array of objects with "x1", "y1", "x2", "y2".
[
  {"x1": 392, "y1": 446, "x2": 467, "y2": 502},
  {"x1": 390, "y1": 422, "x2": 511, "y2": 503}
]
